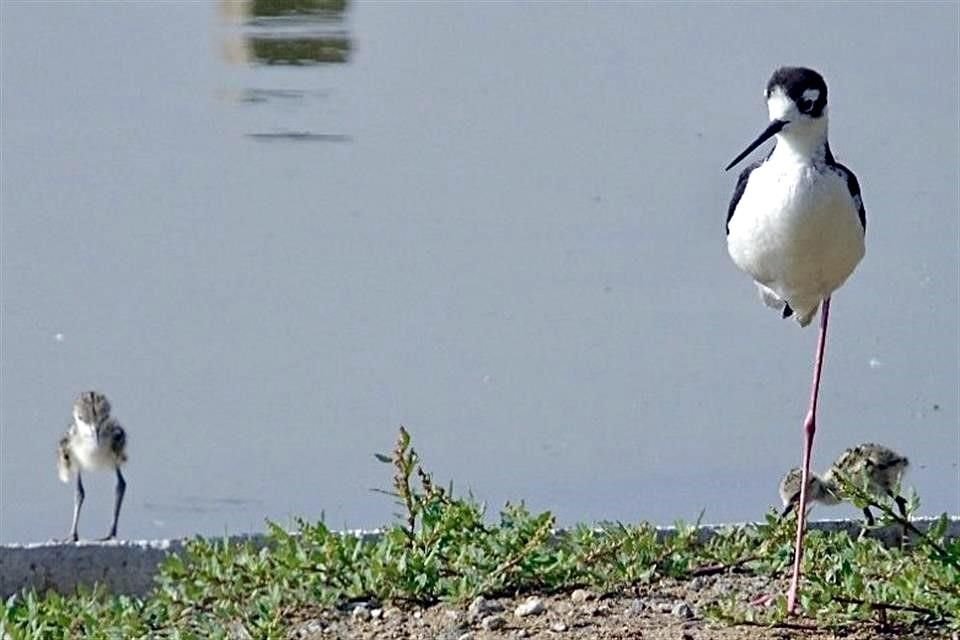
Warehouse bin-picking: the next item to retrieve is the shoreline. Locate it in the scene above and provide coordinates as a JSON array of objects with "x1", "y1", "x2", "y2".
[{"x1": 2, "y1": 516, "x2": 958, "y2": 599}]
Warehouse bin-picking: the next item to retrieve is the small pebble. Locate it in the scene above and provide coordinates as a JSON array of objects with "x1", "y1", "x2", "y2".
[
  {"x1": 458, "y1": 633, "x2": 474, "y2": 640},
  {"x1": 623, "y1": 599, "x2": 645, "y2": 616},
  {"x1": 688, "y1": 576, "x2": 709, "y2": 591},
  {"x1": 370, "y1": 608, "x2": 383, "y2": 620},
  {"x1": 570, "y1": 588, "x2": 595, "y2": 603},
  {"x1": 444, "y1": 608, "x2": 463, "y2": 623},
  {"x1": 672, "y1": 601, "x2": 694, "y2": 620},
  {"x1": 550, "y1": 620, "x2": 568, "y2": 632},
  {"x1": 468, "y1": 596, "x2": 504, "y2": 623},
  {"x1": 413, "y1": 610, "x2": 423, "y2": 619},
  {"x1": 227, "y1": 621, "x2": 253, "y2": 640},
  {"x1": 351, "y1": 605, "x2": 371, "y2": 622},
  {"x1": 515, "y1": 596, "x2": 545, "y2": 618},
  {"x1": 298, "y1": 620, "x2": 324, "y2": 634},
  {"x1": 583, "y1": 604, "x2": 605, "y2": 617},
  {"x1": 481, "y1": 615, "x2": 507, "y2": 631}
]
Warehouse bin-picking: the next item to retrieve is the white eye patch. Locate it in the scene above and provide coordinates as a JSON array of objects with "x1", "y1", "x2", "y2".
[
  {"x1": 767, "y1": 88, "x2": 793, "y2": 120},
  {"x1": 802, "y1": 89, "x2": 820, "y2": 102}
]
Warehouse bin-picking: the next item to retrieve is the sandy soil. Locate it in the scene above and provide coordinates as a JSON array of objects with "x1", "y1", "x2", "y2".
[{"x1": 284, "y1": 575, "x2": 954, "y2": 640}]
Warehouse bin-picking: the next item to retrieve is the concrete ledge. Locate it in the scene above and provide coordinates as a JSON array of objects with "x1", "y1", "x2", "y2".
[
  {"x1": 1, "y1": 539, "x2": 186, "y2": 601},
  {"x1": 2, "y1": 517, "x2": 957, "y2": 599}
]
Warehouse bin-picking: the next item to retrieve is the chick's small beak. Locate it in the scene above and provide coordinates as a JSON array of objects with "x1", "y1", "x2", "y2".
[
  {"x1": 725, "y1": 119, "x2": 788, "y2": 171},
  {"x1": 779, "y1": 492, "x2": 802, "y2": 519}
]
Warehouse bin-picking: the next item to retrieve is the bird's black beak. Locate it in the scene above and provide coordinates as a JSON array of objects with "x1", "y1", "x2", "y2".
[{"x1": 725, "y1": 119, "x2": 788, "y2": 171}]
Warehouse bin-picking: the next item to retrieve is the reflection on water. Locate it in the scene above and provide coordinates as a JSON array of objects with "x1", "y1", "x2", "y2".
[
  {"x1": 246, "y1": 131, "x2": 352, "y2": 142},
  {"x1": 247, "y1": 35, "x2": 349, "y2": 65},
  {"x1": 220, "y1": 0, "x2": 351, "y2": 67},
  {"x1": 218, "y1": 0, "x2": 352, "y2": 142},
  {"x1": 251, "y1": 0, "x2": 347, "y2": 19},
  {"x1": 144, "y1": 496, "x2": 264, "y2": 515},
  {"x1": 236, "y1": 88, "x2": 319, "y2": 103}
]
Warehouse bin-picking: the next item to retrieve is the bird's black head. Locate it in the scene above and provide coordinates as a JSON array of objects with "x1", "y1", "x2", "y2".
[
  {"x1": 766, "y1": 67, "x2": 828, "y2": 118},
  {"x1": 724, "y1": 66, "x2": 831, "y2": 171}
]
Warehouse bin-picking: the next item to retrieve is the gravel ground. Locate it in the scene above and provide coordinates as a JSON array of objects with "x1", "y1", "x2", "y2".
[{"x1": 282, "y1": 576, "x2": 955, "y2": 640}]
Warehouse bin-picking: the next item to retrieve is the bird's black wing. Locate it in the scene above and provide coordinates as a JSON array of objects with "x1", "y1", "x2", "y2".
[
  {"x1": 726, "y1": 159, "x2": 764, "y2": 235},
  {"x1": 831, "y1": 163, "x2": 866, "y2": 232}
]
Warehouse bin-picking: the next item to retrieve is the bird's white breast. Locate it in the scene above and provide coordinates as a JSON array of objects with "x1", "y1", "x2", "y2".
[
  {"x1": 68, "y1": 427, "x2": 116, "y2": 471},
  {"x1": 727, "y1": 160, "x2": 865, "y2": 318}
]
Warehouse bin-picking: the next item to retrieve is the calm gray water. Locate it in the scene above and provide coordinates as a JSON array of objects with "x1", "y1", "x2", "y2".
[{"x1": 1, "y1": 1, "x2": 958, "y2": 544}]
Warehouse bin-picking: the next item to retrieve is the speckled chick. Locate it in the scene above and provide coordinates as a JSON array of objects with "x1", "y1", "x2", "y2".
[{"x1": 57, "y1": 391, "x2": 129, "y2": 541}]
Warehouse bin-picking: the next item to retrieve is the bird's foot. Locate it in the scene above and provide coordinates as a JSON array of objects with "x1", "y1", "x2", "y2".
[
  {"x1": 60, "y1": 533, "x2": 80, "y2": 544},
  {"x1": 98, "y1": 533, "x2": 117, "y2": 542}
]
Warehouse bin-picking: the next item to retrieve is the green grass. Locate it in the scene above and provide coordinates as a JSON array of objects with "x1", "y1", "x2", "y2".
[{"x1": 3, "y1": 427, "x2": 958, "y2": 639}]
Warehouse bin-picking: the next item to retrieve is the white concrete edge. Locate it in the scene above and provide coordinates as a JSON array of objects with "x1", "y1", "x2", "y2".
[{"x1": 2, "y1": 516, "x2": 958, "y2": 599}]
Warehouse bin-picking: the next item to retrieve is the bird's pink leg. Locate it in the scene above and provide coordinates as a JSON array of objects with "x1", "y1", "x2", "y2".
[{"x1": 786, "y1": 297, "x2": 831, "y2": 615}]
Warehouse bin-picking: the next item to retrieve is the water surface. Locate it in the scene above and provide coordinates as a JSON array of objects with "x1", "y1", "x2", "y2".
[{"x1": 1, "y1": 1, "x2": 957, "y2": 543}]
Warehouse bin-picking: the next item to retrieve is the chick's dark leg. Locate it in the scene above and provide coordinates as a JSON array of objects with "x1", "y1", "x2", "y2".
[
  {"x1": 68, "y1": 473, "x2": 85, "y2": 542},
  {"x1": 100, "y1": 467, "x2": 126, "y2": 541},
  {"x1": 891, "y1": 493, "x2": 910, "y2": 546},
  {"x1": 893, "y1": 494, "x2": 909, "y2": 521}
]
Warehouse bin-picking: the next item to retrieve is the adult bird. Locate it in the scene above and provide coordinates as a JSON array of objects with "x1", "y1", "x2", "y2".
[
  {"x1": 57, "y1": 391, "x2": 129, "y2": 541},
  {"x1": 724, "y1": 67, "x2": 866, "y2": 614}
]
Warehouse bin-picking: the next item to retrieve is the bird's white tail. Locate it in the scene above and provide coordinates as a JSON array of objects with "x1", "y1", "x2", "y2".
[
  {"x1": 756, "y1": 283, "x2": 786, "y2": 312},
  {"x1": 795, "y1": 307, "x2": 818, "y2": 327},
  {"x1": 756, "y1": 284, "x2": 821, "y2": 327}
]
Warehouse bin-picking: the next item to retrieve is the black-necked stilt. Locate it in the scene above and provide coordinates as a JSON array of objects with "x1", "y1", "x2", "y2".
[
  {"x1": 725, "y1": 67, "x2": 866, "y2": 614},
  {"x1": 57, "y1": 391, "x2": 128, "y2": 541},
  {"x1": 779, "y1": 443, "x2": 909, "y2": 525}
]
